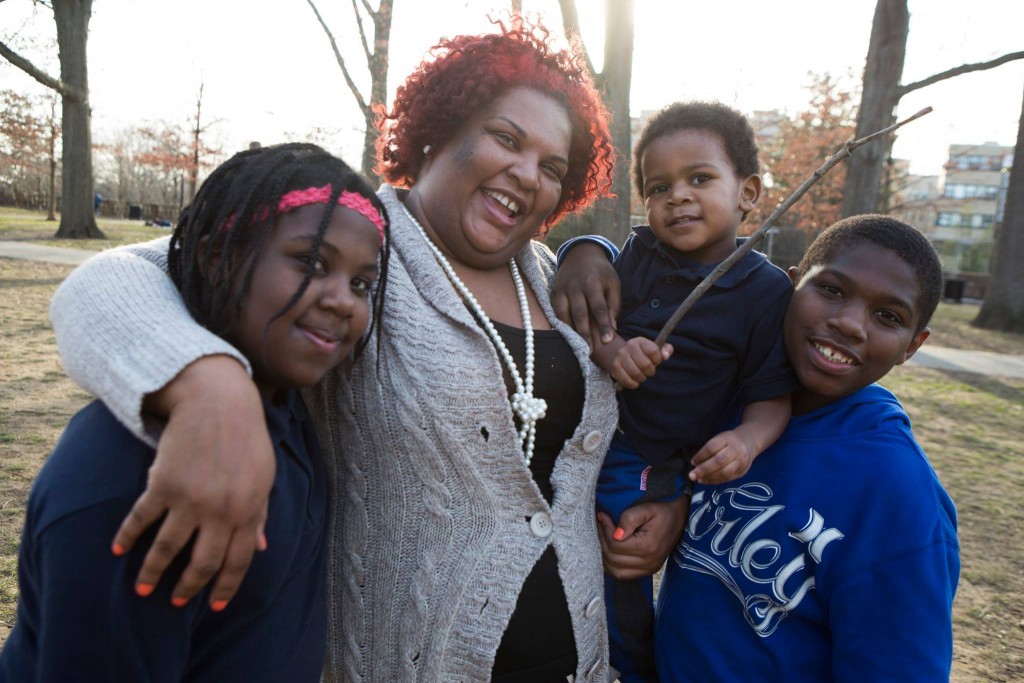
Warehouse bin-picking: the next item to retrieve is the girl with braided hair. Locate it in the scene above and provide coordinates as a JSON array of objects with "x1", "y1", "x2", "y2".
[{"x1": 1, "y1": 143, "x2": 389, "y2": 681}]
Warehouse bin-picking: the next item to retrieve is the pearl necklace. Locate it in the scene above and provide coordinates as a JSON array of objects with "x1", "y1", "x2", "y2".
[{"x1": 403, "y1": 205, "x2": 547, "y2": 465}]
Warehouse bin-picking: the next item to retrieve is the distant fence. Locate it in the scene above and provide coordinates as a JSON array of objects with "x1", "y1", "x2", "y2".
[
  {"x1": 97, "y1": 200, "x2": 180, "y2": 222},
  {"x1": 942, "y1": 272, "x2": 989, "y2": 302},
  {"x1": 0, "y1": 195, "x2": 179, "y2": 223}
]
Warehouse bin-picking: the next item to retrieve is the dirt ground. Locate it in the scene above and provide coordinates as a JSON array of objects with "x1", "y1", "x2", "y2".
[{"x1": 0, "y1": 257, "x2": 1022, "y2": 680}]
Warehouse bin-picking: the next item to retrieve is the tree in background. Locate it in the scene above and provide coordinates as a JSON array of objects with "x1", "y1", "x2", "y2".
[
  {"x1": 973, "y1": 84, "x2": 1024, "y2": 333},
  {"x1": 0, "y1": 88, "x2": 59, "y2": 218},
  {"x1": 842, "y1": 0, "x2": 1024, "y2": 217},
  {"x1": 552, "y1": 0, "x2": 635, "y2": 247},
  {"x1": 754, "y1": 75, "x2": 857, "y2": 234},
  {"x1": 93, "y1": 116, "x2": 220, "y2": 212},
  {"x1": 306, "y1": 0, "x2": 393, "y2": 182},
  {"x1": 0, "y1": 0, "x2": 103, "y2": 238}
]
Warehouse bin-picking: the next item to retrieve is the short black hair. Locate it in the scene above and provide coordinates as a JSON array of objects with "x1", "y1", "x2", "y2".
[
  {"x1": 169, "y1": 142, "x2": 390, "y2": 358},
  {"x1": 798, "y1": 214, "x2": 942, "y2": 332},
  {"x1": 632, "y1": 101, "x2": 760, "y2": 198}
]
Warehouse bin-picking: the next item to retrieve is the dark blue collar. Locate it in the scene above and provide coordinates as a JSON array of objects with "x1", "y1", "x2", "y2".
[{"x1": 631, "y1": 224, "x2": 765, "y2": 288}]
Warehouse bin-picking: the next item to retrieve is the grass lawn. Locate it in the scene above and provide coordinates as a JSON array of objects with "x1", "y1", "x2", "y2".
[
  {"x1": 0, "y1": 218, "x2": 1022, "y2": 679},
  {"x1": 0, "y1": 206, "x2": 171, "y2": 251}
]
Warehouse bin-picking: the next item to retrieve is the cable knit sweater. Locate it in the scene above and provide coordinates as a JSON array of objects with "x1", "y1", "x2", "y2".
[{"x1": 50, "y1": 184, "x2": 618, "y2": 682}]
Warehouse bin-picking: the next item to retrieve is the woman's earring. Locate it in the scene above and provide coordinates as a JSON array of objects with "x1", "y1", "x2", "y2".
[{"x1": 423, "y1": 145, "x2": 432, "y2": 156}]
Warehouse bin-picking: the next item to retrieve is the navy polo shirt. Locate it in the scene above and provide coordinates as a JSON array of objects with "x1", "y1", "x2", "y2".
[
  {"x1": 614, "y1": 225, "x2": 799, "y2": 466},
  {"x1": 0, "y1": 391, "x2": 328, "y2": 682}
]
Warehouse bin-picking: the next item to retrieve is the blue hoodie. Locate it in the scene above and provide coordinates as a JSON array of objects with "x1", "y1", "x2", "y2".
[{"x1": 656, "y1": 384, "x2": 960, "y2": 682}]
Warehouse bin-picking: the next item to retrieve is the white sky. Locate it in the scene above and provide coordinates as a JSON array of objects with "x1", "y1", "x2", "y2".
[{"x1": 2, "y1": 0, "x2": 1023, "y2": 177}]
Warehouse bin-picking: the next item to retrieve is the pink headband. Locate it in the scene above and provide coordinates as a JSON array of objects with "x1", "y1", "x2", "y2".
[{"x1": 277, "y1": 185, "x2": 386, "y2": 241}]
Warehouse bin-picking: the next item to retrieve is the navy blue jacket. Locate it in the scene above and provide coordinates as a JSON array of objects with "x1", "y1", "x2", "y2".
[{"x1": 0, "y1": 391, "x2": 328, "y2": 682}]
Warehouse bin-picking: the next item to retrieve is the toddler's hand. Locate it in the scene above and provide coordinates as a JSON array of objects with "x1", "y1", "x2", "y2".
[
  {"x1": 611, "y1": 337, "x2": 672, "y2": 389},
  {"x1": 690, "y1": 429, "x2": 756, "y2": 484}
]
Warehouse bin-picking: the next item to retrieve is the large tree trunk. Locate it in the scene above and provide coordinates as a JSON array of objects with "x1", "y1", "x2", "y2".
[
  {"x1": 840, "y1": 0, "x2": 909, "y2": 217},
  {"x1": 973, "y1": 84, "x2": 1024, "y2": 333},
  {"x1": 596, "y1": 0, "x2": 635, "y2": 247},
  {"x1": 550, "y1": 0, "x2": 634, "y2": 248},
  {"x1": 53, "y1": 0, "x2": 103, "y2": 238}
]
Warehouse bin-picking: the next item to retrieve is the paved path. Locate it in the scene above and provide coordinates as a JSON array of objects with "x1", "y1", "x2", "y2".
[
  {"x1": 3, "y1": 240, "x2": 1024, "y2": 380},
  {"x1": 0, "y1": 239, "x2": 94, "y2": 265},
  {"x1": 907, "y1": 345, "x2": 1024, "y2": 379}
]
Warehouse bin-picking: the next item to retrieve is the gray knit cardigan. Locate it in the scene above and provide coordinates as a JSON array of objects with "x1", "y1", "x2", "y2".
[{"x1": 50, "y1": 185, "x2": 618, "y2": 682}]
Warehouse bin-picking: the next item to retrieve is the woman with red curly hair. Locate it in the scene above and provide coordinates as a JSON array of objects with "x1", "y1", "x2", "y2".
[{"x1": 49, "y1": 16, "x2": 621, "y2": 683}]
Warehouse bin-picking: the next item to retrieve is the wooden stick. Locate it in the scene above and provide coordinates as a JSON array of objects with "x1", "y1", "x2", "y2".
[{"x1": 651, "y1": 106, "x2": 933, "y2": 347}]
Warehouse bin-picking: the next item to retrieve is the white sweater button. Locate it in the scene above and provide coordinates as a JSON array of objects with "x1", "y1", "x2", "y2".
[
  {"x1": 584, "y1": 596, "x2": 602, "y2": 618},
  {"x1": 529, "y1": 512, "x2": 552, "y2": 537},
  {"x1": 582, "y1": 430, "x2": 603, "y2": 453}
]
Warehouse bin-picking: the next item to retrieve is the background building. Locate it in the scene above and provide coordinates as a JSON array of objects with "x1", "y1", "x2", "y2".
[{"x1": 931, "y1": 143, "x2": 1012, "y2": 275}]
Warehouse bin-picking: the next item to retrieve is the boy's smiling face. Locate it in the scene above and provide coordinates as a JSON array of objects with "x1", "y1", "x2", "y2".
[
  {"x1": 640, "y1": 129, "x2": 761, "y2": 264},
  {"x1": 784, "y1": 242, "x2": 930, "y2": 415}
]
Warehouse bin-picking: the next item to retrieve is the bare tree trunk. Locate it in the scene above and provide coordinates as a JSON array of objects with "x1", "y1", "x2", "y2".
[
  {"x1": 552, "y1": 0, "x2": 634, "y2": 247},
  {"x1": 596, "y1": 0, "x2": 634, "y2": 246},
  {"x1": 53, "y1": 0, "x2": 103, "y2": 238},
  {"x1": 973, "y1": 84, "x2": 1024, "y2": 333},
  {"x1": 840, "y1": 0, "x2": 908, "y2": 217},
  {"x1": 189, "y1": 83, "x2": 204, "y2": 199},
  {"x1": 364, "y1": 0, "x2": 391, "y2": 183},
  {"x1": 47, "y1": 95, "x2": 58, "y2": 221}
]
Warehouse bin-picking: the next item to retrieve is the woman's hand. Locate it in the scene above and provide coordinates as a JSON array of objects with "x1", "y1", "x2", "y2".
[
  {"x1": 597, "y1": 496, "x2": 690, "y2": 580},
  {"x1": 113, "y1": 355, "x2": 275, "y2": 610},
  {"x1": 551, "y1": 242, "x2": 621, "y2": 348}
]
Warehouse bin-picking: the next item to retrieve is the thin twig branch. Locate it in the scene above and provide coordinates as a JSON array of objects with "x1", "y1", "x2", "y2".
[
  {"x1": 306, "y1": 0, "x2": 369, "y2": 117},
  {"x1": 651, "y1": 106, "x2": 933, "y2": 347},
  {"x1": 351, "y1": 0, "x2": 372, "y2": 65},
  {"x1": 898, "y1": 51, "x2": 1024, "y2": 97}
]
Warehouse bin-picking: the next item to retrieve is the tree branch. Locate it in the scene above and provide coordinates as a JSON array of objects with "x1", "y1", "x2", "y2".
[
  {"x1": 351, "y1": 0, "x2": 372, "y2": 65},
  {"x1": 305, "y1": 0, "x2": 369, "y2": 117},
  {"x1": 0, "y1": 39, "x2": 85, "y2": 101},
  {"x1": 898, "y1": 51, "x2": 1024, "y2": 97},
  {"x1": 652, "y1": 107, "x2": 933, "y2": 347},
  {"x1": 556, "y1": 0, "x2": 597, "y2": 80}
]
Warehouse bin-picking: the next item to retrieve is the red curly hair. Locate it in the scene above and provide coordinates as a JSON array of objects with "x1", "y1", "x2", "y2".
[{"x1": 375, "y1": 16, "x2": 614, "y2": 230}]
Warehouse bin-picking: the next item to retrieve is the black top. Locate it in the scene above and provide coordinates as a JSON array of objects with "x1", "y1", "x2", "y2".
[{"x1": 487, "y1": 320, "x2": 585, "y2": 682}]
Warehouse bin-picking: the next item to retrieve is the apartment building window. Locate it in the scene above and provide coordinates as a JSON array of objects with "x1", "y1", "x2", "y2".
[
  {"x1": 951, "y1": 154, "x2": 1003, "y2": 171},
  {"x1": 936, "y1": 212, "x2": 994, "y2": 229},
  {"x1": 944, "y1": 183, "x2": 1000, "y2": 199}
]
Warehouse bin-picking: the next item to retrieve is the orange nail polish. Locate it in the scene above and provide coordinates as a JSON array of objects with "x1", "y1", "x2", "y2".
[
  {"x1": 211, "y1": 599, "x2": 229, "y2": 612},
  {"x1": 112, "y1": 542, "x2": 126, "y2": 556},
  {"x1": 613, "y1": 527, "x2": 626, "y2": 541},
  {"x1": 135, "y1": 582, "x2": 155, "y2": 597},
  {"x1": 171, "y1": 596, "x2": 188, "y2": 608}
]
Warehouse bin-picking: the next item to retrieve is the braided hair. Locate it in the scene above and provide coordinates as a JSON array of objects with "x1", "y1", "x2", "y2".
[{"x1": 169, "y1": 142, "x2": 390, "y2": 358}]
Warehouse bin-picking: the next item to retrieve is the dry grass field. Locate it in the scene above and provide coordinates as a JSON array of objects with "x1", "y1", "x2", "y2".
[{"x1": 0, "y1": 215, "x2": 1022, "y2": 679}]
